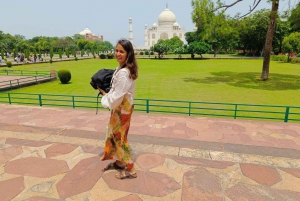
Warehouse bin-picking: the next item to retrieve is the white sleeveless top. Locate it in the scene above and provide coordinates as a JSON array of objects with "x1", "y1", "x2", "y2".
[{"x1": 101, "y1": 66, "x2": 136, "y2": 110}]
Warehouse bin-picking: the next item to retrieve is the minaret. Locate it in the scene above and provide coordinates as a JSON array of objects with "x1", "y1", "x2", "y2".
[
  {"x1": 129, "y1": 17, "x2": 133, "y2": 45},
  {"x1": 144, "y1": 24, "x2": 148, "y2": 47}
]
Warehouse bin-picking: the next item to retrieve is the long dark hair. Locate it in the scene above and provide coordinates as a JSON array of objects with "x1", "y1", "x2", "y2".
[{"x1": 116, "y1": 39, "x2": 138, "y2": 80}]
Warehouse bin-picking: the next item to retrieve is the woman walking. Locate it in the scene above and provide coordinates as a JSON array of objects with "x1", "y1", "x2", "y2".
[{"x1": 98, "y1": 39, "x2": 138, "y2": 179}]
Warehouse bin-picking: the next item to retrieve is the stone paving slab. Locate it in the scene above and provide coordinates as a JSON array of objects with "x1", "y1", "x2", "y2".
[
  {"x1": 0, "y1": 134, "x2": 300, "y2": 201},
  {"x1": 1, "y1": 104, "x2": 300, "y2": 200}
]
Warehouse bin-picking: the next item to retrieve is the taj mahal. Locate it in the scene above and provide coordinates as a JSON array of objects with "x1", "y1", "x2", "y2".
[
  {"x1": 130, "y1": 5, "x2": 186, "y2": 50},
  {"x1": 77, "y1": 5, "x2": 187, "y2": 50}
]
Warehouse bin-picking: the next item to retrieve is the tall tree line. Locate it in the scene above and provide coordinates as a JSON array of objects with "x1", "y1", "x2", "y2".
[
  {"x1": 190, "y1": 0, "x2": 300, "y2": 80},
  {"x1": 0, "y1": 32, "x2": 113, "y2": 56}
]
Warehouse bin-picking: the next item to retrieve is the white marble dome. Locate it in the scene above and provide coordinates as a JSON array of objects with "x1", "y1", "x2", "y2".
[
  {"x1": 158, "y1": 8, "x2": 176, "y2": 26},
  {"x1": 152, "y1": 23, "x2": 157, "y2": 27},
  {"x1": 79, "y1": 27, "x2": 92, "y2": 35},
  {"x1": 173, "y1": 22, "x2": 179, "y2": 27}
]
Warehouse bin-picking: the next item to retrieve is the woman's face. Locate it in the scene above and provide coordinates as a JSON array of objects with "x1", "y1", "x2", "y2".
[{"x1": 115, "y1": 44, "x2": 127, "y2": 66}]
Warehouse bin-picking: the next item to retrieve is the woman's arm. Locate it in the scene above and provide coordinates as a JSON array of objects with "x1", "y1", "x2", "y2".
[{"x1": 97, "y1": 86, "x2": 107, "y2": 96}]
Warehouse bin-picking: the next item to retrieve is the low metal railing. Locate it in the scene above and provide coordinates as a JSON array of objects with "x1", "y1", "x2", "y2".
[
  {"x1": 0, "y1": 69, "x2": 50, "y2": 76},
  {"x1": 0, "y1": 92, "x2": 299, "y2": 123}
]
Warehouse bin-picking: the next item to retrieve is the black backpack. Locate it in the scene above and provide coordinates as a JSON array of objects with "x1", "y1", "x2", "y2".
[
  {"x1": 90, "y1": 68, "x2": 115, "y2": 113},
  {"x1": 90, "y1": 69, "x2": 115, "y2": 93}
]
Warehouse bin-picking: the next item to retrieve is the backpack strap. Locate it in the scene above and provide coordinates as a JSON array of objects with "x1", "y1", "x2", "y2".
[{"x1": 96, "y1": 91, "x2": 101, "y2": 114}]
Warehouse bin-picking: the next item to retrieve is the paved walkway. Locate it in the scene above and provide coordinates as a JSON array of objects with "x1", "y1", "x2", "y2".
[
  {"x1": 0, "y1": 104, "x2": 300, "y2": 200},
  {"x1": 0, "y1": 76, "x2": 55, "y2": 91}
]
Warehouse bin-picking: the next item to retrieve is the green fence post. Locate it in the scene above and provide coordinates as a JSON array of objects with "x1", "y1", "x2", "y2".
[
  {"x1": 284, "y1": 107, "x2": 290, "y2": 122},
  {"x1": 38, "y1": 94, "x2": 42, "y2": 106},
  {"x1": 188, "y1": 102, "x2": 191, "y2": 116},
  {"x1": 21, "y1": 71, "x2": 23, "y2": 76},
  {"x1": 146, "y1": 100, "x2": 149, "y2": 113},
  {"x1": 10, "y1": 80, "x2": 12, "y2": 90},
  {"x1": 72, "y1": 96, "x2": 75, "y2": 108},
  {"x1": 17, "y1": 80, "x2": 20, "y2": 88},
  {"x1": 6, "y1": 70, "x2": 8, "y2": 75},
  {"x1": 8, "y1": 93, "x2": 11, "y2": 104},
  {"x1": 234, "y1": 104, "x2": 238, "y2": 119}
]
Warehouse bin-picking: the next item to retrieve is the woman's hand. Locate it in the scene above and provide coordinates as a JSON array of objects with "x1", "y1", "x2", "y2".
[{"x1": 97, "y1": 86, "x2": 107, "y2": 95}]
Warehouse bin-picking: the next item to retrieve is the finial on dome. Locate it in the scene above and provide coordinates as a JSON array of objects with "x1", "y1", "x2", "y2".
[{"x1": 166, "y1": 3, "x2": 168, "y2": 9}]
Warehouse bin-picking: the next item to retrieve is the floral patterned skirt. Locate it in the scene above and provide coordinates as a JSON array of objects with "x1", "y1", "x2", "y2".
[{"x1": 101, "y1": 97, "x2": 134, "y2": 169}]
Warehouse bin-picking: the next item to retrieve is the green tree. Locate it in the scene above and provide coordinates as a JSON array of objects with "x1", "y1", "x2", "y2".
[
  {"x1": 282, "y1": 32, "x2": 300, "y2": 62},
  {"x1": 68, "y1": 44, "x2": 78, "y2": 52},
  {"x1": 14, "y1": 34, "x2": 25, "y2": 41},
  {"x1": 65, "y1": 48, "x2": 69, "y2": 58},
  {"x1": 273, "y1": 19, "x2": 291, "y2": 54},
  {"x1": 84, "y1": 41, "x2": 93, "y2": 53},
  {"x1": 55, "y1": 37, "x2": 74, "y2": 51},
  {"x1": 13, "y1": 49, "x2": 17, "y2": 58},
  {"x1": 0, "y1": 30, "x2": 4, "y2": 40},
  {"x1": 77, "y1": 39, "x2": 88, "y2": 50},
  {"x1": 192, "y1": 0, "x2": 236, "y2": 57},
  {"x1": 81, "y1": 49, "x2": 84, "y2": 57},
  {"x1": 165, "y1": 36, "x2": 184, "y2": 52},
  {"x1": 261, "y1": 1, "x2": 280, "y2": 80},
  {"x1": 288, "y1": 3, "x2": 300, "y2": 32},
  {"x1": 97, "y1": 45, "x2": 105, "y2": 55},
  {"x1": 174, "y1": 46, "x2": 186, "y2": 58},
  {"x1": 25, "y1": 49, "x2": 30, "y2": 60},
  {"x1": 102, "y1": 41, "x2": 114, "y2": 52},
  {"x1": 51, "y1": 38, "x2": 60, "y2": 52},
  {"x1": 91, "y1": 49, "x2": 95, "y2": 58},
  {"x1": 194, "y1": 0, "x2": 280, "y2": 80},
  {"x1": 0, "y1": 33, "x2": 16, "y2": 52},
  {"x1": 187, "y1": 41, "x2": 211, "y2": 58},
  {"x1": 34, "y1": 38, "x2": 50, "y2": 54},
  {"x1": 153, "y1": 39, "x2": 169, "y2": 59},
  {"x1": 72, "y1": 34, "x2": 85, "y2": 43},
  {"x1": 58, "y1": 49, "x2": 62, "y2": 59},
  {"x1": 50, "y1": 48, "x2": 54, "y2": 60},
  {"x1": 17, "y1": 41, "x2": 30, "y2": 53},
  {"x1": 237, "y1": 9, "x2": 270, "y2": 56},
  {"x1": 185, "y1": 31, "x2": 202, "y2": 44}
]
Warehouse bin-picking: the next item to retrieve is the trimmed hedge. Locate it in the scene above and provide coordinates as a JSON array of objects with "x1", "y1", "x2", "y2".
[
  {"x1": 271, "y1": 55, "x2": 300, "y2": 64},
  {"x1": 99, "y1": 54, "x2": 106, "y2": 59},
  {"x1": 271, "y1": 55, "x2": 288, "y2": 62},
  {"x1": 290, "y1": 58, "x2": 300, "y2": 64},
  {"x1": 107, "y1": 53, "x2": 114, "y2": 59},
  {"x1": 6, "y1": 61, "x2": 12, "y2": 67},
  {"x1": 58, "y1": 69, "x2": 71, "y2": 84}
]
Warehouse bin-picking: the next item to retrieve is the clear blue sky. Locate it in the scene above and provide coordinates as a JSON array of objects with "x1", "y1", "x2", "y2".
[{"x1": 0, "y1": 0, "x2": 290, "y2": 46}]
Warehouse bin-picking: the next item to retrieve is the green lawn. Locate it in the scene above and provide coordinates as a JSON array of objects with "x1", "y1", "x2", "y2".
[{"x1": 3, "y1": 58, "x2": 300, "y2": 106}]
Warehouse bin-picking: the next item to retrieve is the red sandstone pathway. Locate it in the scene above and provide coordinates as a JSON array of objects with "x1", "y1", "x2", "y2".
[
  {"x1": 0, "y1": 104, "x2": 299, "y2": 152},
  {"x1": 0, "y1": 104, "x2": 300, "y2": 200}
]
